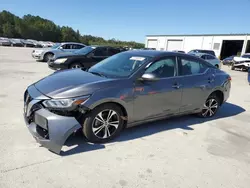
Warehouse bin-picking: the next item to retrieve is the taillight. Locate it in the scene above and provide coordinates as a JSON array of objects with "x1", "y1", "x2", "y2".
[{"x1": 228, "y1": 76, "x2": 232, "y2": 81}]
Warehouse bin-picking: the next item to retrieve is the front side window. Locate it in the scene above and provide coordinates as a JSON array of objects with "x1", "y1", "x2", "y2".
[
  {"x1": 145, "y1": 57, "x2": 176, "y2": 78},
  {"x1": 180, "y1": 57, "x2": 208, "y2": 76},
  {"x1": 62, "y1": 44, "x2": 72, "y2": 49}
]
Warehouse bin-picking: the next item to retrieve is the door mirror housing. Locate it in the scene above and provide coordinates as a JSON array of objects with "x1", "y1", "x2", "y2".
[
  {"x1": 59, "y1": 46, "x2": 63, "y2": 50},
  {"x1": 139, "y1": 73, "x2": 159, "y2": 82}
]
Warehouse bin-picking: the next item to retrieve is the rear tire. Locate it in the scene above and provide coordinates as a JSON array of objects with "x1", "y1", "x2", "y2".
[
  {"x1": 83, "y1": 104, "x2": 124, "y2": 143},
  {"x1": 197, "y1": 94, "x2": 220, "y2": 118}
]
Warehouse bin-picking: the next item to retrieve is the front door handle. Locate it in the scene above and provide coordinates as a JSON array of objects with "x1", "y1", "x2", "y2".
[
  {"x1": 208, "y1": 78, "x2": 214, "y2": 83},
  {"x1": 172, "y1": 83, "x2": 182, "y2": 89}
]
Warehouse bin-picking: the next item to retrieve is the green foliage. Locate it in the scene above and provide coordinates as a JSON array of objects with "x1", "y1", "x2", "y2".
[{"x1": 0, "y1": 10, "x2": 144, "y2": 48}]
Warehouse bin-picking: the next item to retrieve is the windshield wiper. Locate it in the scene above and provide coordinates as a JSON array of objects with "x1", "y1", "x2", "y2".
[{"x1": 88, "y1": 71, "x2": 107, "y2": 78}]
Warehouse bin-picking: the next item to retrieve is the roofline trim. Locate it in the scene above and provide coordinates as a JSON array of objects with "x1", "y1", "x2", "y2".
[{"x1": 146, "y1": 33, "x2": 250, "y2": 37}]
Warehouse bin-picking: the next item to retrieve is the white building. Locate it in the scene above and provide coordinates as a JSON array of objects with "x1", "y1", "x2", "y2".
[{"x1": 145, "y1": 34, "x2": 250, "y2": 59}]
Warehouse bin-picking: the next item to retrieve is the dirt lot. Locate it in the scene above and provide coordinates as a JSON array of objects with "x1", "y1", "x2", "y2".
[{"x1": 0, "y1": 46, "x2": 250, "y2": 188}]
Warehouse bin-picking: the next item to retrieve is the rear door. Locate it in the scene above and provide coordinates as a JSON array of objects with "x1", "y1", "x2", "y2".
[{"x1": 177, "y1": 56, "x2": 214, "y2": 113}]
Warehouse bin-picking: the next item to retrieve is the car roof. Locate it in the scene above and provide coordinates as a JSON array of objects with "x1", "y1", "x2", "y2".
[
  {"x1": 121, "y1": 50, "x2": 188, "y2": 58},
  {"x1": 189, "y1": 52, "x2": 213, "y2": 57},
  {"x1": 61, "y1": 42, "x2": 85, "y2": 45}
]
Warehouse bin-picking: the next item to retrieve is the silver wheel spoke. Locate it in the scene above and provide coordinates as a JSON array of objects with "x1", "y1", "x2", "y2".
[
  {"x1": 108, "y1": 121, "x2": 119, "y2": 129},
  {"x1": 103, "y1": 127, "x2": 111, "y2": 139},
  {"x1": 209, "y1": 109, "x2": 214, "y2": 116},
  {"x1": 209, "y1": 99, "x2": 214, "y2": 107},
  {"x1": 96, "y1": 112, "x2": 105, "y2": 123},
  {"x1": 107, "y1": 110, "x2": 116, "y2": 122},
  {"x1": 202, "y1": 109, "x2": 209, "y2": 117},
  {"x1": 211, "y1": 103, "x2": 218, "y2": 108},
  {"x1": 93, "y1": 125, "x2": 105, "y2": 135}
]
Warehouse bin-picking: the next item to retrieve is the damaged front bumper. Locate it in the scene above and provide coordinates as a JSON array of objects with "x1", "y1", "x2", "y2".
[{"x1": 23, "y1": 86, "x2": 81, "y2": 154}]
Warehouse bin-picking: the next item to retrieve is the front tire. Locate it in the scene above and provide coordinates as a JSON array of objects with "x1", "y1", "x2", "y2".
[
  {"x1": 198, "y1": 94, "x2": 220, "y2": 118},
  {"x1": 83, "y1": 104, "x2": 124, "y2": 143},
  {"x1": 231, "y1": 64, "x2": 235, "y2": 70},
  {"x1": 44, "y1": 53, "x2": 54, "y2": 62}
]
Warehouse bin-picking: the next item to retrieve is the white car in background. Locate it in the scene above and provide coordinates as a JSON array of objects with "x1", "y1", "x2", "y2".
[
  {"x1": 231, "y1": 54, "x2": 250, "y2": 71},
  {"x1": 31, "y1": 42, "x2": 86, "y2": 62},
  {"x1": 189, "y1": 53, "x2": 221, "y2": 68}
]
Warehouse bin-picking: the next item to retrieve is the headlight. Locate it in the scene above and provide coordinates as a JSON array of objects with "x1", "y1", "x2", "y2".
[
  {"x1": 42, "y1": 96, "x2": 89, "y2": 110},
  {"x1": 54, "y1": 58, "x2": 67, "y2": 64}
]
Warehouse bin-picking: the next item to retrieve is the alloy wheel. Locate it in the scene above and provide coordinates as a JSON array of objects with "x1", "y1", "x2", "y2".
[
  {"x1": 92, "y1": 109, "x2": 120, "y2": 139},
  {"x1": 201, "y1": 98, "x2": 218, "y2": 117}
]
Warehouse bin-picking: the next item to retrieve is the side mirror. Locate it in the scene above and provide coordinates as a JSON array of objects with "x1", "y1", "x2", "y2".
[
  {"x1": 138, "y1": 73, "x2": 159, "y2": 82},
  {"x1": 59, "y1": 46, "x2": 63, "y2": 50}
]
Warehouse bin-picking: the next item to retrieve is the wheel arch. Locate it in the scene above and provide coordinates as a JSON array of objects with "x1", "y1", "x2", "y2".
[
  {"x1": 88, "y1": 99, "x2": 129, "y2": 125},
  {"x1": 209, "y1": 90, "x2": 224, "y2": 105},
  {"x1": 43, "y1": 51, "x2": 54, "y2": 60}
]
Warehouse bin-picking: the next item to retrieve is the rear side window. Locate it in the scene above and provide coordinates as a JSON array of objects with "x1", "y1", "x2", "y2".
[
  {"x1": 180, "y1": 57, "x2": 208, "y2": 76},
  {"x1": 94, "y1": 47, "x2": 108, "y2": 56},
  {"x1": 206, "y1": 55, "x2": 215, "y2": 60},
  {"x1": 72, "y1": 44, "x2": 84, "y2": 49},
  {"x1": 108, "y1": 48, "x2": 121, "y2": 56}
]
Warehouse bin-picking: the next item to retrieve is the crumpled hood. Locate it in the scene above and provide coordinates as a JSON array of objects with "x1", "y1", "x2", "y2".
[
  {"x1": 234, "y1": 56, "x2": 250, "y2": 62},
  {"x1": 34, "y1": 69, "x2": 113, "y2": 99}
]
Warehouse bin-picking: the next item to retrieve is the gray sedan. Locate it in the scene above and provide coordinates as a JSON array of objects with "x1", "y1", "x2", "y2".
[
  {"x1": 31, "y1": 42, "x2": 86, "y2": 62},
  {"x1": 23, "y1": 50, "x2": 231, "y2": 154}
]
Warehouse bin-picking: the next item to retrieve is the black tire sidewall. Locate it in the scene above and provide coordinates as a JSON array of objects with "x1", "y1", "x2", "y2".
[{"x1": 83, "y1": 104, "x2": 124, "y2": 143}]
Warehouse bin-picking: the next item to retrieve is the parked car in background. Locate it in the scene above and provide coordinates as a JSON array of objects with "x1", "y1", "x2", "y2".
[
  {"x1": 221, "y1": 55, "x2": 235, "y2": 65},
  {"x1": 190, "y1": 53, "x2": 221, "y2": 68},
  {"x1": 23, "y1": 50, "x2": 231, "y2": 154},
  {"x1": 48, "y1": 46, "x2": 121, "y2": 70},
  {"x1": 27, "y1": 39, "x2": 43, "y2": 48},
  {"x1": 32, "y1": 42, "x2": 86, "y2": 62},
  {"x1": 0, "y1": 37, "x2": 11, "y2": 46},
  {"x1": 231, "y1": 54, "x2": 250, "y2": 71},
  {"x1": 172, "y1": 50, "x2": 185, "y2": 53},
  {"x1": 188, "y1": 49, "x2": 216, "y2": 56},
  {"x1": 20, "y1": 39, "x2": 36, "y2": 47},
  {"x1": 9, "y1": 38, "x2": 24, "y2": 47}
]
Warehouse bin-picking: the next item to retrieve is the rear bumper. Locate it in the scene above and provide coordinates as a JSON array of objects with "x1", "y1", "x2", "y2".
[{"x1": 24, "y1": 107, "x2": 81, "y2": 154}]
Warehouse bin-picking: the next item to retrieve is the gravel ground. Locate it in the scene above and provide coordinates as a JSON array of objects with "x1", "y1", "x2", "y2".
[{"x1": 0, "y1": 46, "x2": 250, "y2": 188}]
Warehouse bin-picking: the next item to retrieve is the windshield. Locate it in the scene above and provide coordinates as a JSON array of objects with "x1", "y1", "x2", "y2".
[
  {"x1": 88, "y1": 53, "x2": 151, "y2": 78},
  {"x1": 74, "y1": 46, "x2": 95, "y2": 55},
  {"x1": 51, "y1": 43, "x2": 61, "y2": 49}
]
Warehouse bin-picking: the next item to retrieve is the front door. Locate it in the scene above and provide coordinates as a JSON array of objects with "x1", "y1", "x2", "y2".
[
  {"x1": 178, "y1": 56, "x2": 215, "y2": 113},
  {"x1": 133, "y1": 56, "x2": 183, "y2": 122}
]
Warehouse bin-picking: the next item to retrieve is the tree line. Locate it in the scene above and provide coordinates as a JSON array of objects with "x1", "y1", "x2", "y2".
[{"x1": 0, "y1": 10, "x2": 144, "y2": 48}]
